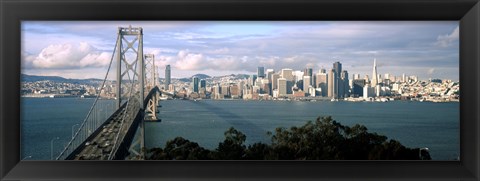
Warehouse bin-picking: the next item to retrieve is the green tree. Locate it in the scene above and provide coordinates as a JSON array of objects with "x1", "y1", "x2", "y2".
[{"x1": 214, "y1": 127, "x2": 247, "y2": 159}]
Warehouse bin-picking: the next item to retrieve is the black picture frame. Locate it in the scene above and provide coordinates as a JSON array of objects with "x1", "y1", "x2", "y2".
[{"x1": 1, "y1": 0, "x2": 479, "y2": 180}]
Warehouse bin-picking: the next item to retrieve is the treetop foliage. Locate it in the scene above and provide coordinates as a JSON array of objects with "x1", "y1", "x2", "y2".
[{"x1": 147, "y1": 116, "x2": 430, "y2": 160}]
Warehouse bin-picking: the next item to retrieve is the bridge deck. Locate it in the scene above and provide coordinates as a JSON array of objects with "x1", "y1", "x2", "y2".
[{"x1": 71, "y1": 107, "x2": 127, "y2": 160}]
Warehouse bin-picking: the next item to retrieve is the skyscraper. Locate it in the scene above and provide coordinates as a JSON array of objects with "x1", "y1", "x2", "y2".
[
  {"x1": 303, "y1": 76, "x2": 311, "y2": 93},
  {"x1": 333, "y1": 62, "x2": 342, "y2": 98},
  {"x1": 280, "y1": 69, "x2": 294, "y2": 81},
  {"x1": 371, "y1": 58, "x2": 378, "y2": 87},
  {"x1": 277, "y1": 78, "x2": 287, "y2": 97},
  {"x1": 328, "y1": 69, "x2": 336, "y2": 98},
  {"x1": 304, "y1": 68, "x2": 313, "y2": 86},
  {"x1": 165, "y1": 65, "x2": 171, "y2": 89},
  {"x1": 200, "y1": 79, "x2": 206, "y2": 89},
  {"x1": 272, "y1": 73, "x2": 280, "y2": 91},
  {"x1": 257, "y1": 67, "x2": 265, "y2": 78},
  {"x1": 333, "y1": 62, "x2": 342, "y2": 77},
  {"x1": 316, "y1": 72, "x2": 328, "y2": 97},
  {"x1": 341, "y1": 70, "x2": 349, "y2": 98},
  {"x1": 192, "y1": 76, "x2": 199, "y2": 93}
]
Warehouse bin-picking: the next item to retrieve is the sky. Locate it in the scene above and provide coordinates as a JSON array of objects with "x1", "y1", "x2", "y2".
[{"x1": 21, "y1": 21, "x2": 459, "y2": 81}]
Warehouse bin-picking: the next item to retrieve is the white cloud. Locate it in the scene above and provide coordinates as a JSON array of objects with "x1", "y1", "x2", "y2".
[
  {"x1": 23, "y1": 42, "x2": 111, "y2": 69},
  {"x1": 435, "y1": 26, "x2": 459, "y2": 48},
  {"x1": 174, "y1": 50, "x2": 206, "y2": 70}
]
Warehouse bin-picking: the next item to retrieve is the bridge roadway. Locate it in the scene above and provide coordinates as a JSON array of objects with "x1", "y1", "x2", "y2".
[{"x1": 72, "y1": 106, "x2": 127, "y2": 160}]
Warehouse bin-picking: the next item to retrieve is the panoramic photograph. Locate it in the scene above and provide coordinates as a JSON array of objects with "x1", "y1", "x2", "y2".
[{"x1": 20, "y1": 21, "x2": 459, "y2": 160}]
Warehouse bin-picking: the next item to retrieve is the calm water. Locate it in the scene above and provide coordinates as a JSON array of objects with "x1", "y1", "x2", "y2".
[{"x1": 21, "y1": 98, "x2": 460, "y2": 160}]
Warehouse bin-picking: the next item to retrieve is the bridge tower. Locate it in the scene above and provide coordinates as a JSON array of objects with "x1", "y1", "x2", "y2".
[
  {"x1": 144, "y1": 54, "x2": 159, "y2": 121},
  {"x1": 115, "y1": 26, "x2": 146, "y2": 159}
]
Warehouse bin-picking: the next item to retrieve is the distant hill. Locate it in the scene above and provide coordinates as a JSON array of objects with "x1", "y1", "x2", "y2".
[
  {"x1": 191, "y1": 74, "x2": 211, "y2": 80},
  {"x1": 234, "y1": 74, "x2": 250, "y2": 79},
  {"x1": 21, "y1": 74, "x2": 103, "y2": 84}
]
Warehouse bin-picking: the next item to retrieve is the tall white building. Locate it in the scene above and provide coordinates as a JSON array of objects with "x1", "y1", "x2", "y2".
[
  {"x1": 328, "y1": 69, "x2": 336, "y2": 98},
  {"x1": 371, "y1": 58, "x2": 378, "y2": 87},
  {"x1": 277, "y1": 78, "x2": 287, "y2": 97},
  {"x1": 303, "y1": 76, "x2": 311, "y2": 92},
  {"x1": 281, "y1": 69, "x2": 294, "y2": 82},
  {"x1": 316, "y1": 72, "x2": 328, "y2": 97}
]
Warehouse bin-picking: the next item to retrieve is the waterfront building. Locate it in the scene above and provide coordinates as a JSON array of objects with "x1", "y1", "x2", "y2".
[
  {"x1": 165, "y1": 65, "x2": 171, "y2": 88},
  {"x1": 168, "y1": 84, "x2": 175, "y2": 92},
  {"x1": 363, "y1": 84, "x2": 375, "y2": 99},
  {"x1": 308, "y1": 86, "x2": 316, "y2": 97},
  {"x1": 376, "y1": 85, "x2": 382, "y2": 97},
  {"x1": 230, "y1": 84, "x2": 240, "y2": 98},
  {"x1": 352, "y1": 79, "x2": 366, "y2": 97},
  {"x1": 222, "y1": 85, "x2": 231, "y2": 97}
]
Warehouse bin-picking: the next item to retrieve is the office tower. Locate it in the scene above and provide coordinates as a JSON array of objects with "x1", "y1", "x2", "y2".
[
  {"x1": 341, "y1": 70, "x2": 349, "y2": 98},
  {"x1": 363, "y1": 84, "x2": 374, "y2": 99},
  {"x1": 222, "y1": 85, "x2": 230, "y2": 97},
  {"x1": 328, "y1": 69, "x2": 336, "y2": 98},
  {"x1": 303, "y1": 76, "x2": 311, "y2": 92},
  {"x1": 286, "y1": 81, "x2": 294, "y2": 94},
  {"x1": 277, "y1": 78, "x2": 287, "y2": 96},
  {"x1": 165, "y1": 65, "x2": 171, "y2": 88},
  {"x1": 371, "y1": 58, "x2": 378, "y2": 87},
  {"x1": 308, "y1": 68, "x2": 313, "y2": 85},
  {"x1": 192, "y1": 76, "x2": 199, "y2": 93},
  {"x1": 304, "y1": 68, "x2": 313, "y2": 86},
  {"x1": 200, "y1": 79, "x2": 206, "y2": 89},
  {"x1": 333, "y1": 62, "x2": 342, "y2": 77},
  {"x1": 249, "y1": 75, "x2": 257, "y2": 86},
  {"x1": 333, "y1": 62, "x2": 342, "y2": 98},
  {"x1": 230, "y1": 84, "x2": 240, "y2": 98},
  {"x1": 375, "y1": 85, "x2": 381, "y2": 97},
  {"x1": 214, "y1": 84, "x2": 221, "y2": 99},
  {"x1": 238, "y1": 81, "x2": 244, "y2": 97},
  {"x1": 352, "y1": 79, "x2": 366, "y2": 97},
  {"x1": 257, "y1": 67, "x2": 265, "y2": 78},
  {"x1": 320, "y1": 68, "x2": 326, "y2": 74},
  {"x1": 353, "y1": 74, "x2": 361, "y2": 80},
  {"x1": 266, "y1": 69, "x2": 274, "y2": 83},
  {"x1": 272, "y1": 73, "x2": 280, "y2": 91},
  {"x1": 281, "y1": 69, "x2": 294, "y2": 82},
  {"x1": 384, "y1": 73, "x2": 390, "y2": 80},
  {"x1": 402, "y1": 73, "x2": 406, "y2": 83},
  {"x1": 316, "y1": 72, "x2": 328, "y2": 97}
]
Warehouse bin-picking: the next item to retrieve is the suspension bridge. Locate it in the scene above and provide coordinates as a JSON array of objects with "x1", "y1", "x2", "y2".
[{"x1": 55, "y1": 26, "x2": 170, "y2": 160}]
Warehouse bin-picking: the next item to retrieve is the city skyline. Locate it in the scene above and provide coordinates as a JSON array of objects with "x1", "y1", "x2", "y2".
[{"x1": 21, "y1": 21, "x2": 459, "y2": 81}]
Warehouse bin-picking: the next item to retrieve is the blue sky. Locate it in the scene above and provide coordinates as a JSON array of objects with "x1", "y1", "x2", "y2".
[{"x1": 21, "y1": 21, "x2": 459, "y2": 81}]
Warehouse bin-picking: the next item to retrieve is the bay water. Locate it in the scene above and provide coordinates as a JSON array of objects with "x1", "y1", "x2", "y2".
[{"x1": 21, "y1": 98, "x2": 459, "y2": 160}]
